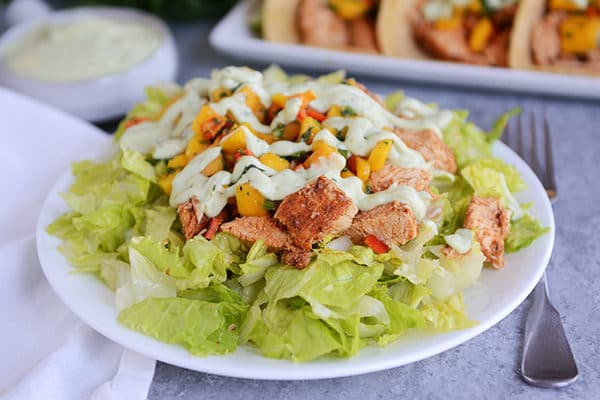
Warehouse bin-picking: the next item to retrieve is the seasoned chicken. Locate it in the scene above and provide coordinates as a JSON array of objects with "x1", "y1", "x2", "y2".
[
  {"x1": 395, "y1": 128, "x2": 457, "y2": 173},
  {"x1": 368, "y1": 164, "x2": 431, "y2": 193},
  {"x1": 345, "y1": 201, "x2": 418, "y2": 246},
  {"x1": 531, "y1": 12, "x2": 563, "y2": 66},
  {"x1": 412, "y1": 22, "x2": 486, "y2": 65},
  {"x1": 348, "y1": 17, "x2": 378, "y2": 52},
  {"x1": 177, "y1": 197, "x2": 208, "y2": 240},
  {"x1": 220, "y1": 215, "x2": 292, "y2": 251},
  {"x1": 464, "y1": 195, "x2": 511, "y2": 269},
  {"x1": 275, "y1": 176, "x2": 358, "y2": 250},
  {"x1": 298, "y1": 0, "x2": 349, "y2": 48},
  {"x1": 220, "y1": 215, "x2": 314, "y2": 268}
]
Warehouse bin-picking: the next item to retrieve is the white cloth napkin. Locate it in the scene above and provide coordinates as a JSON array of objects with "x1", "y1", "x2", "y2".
[{"x1": 0, "y1": 88, "x2": 156, "y2": 400}]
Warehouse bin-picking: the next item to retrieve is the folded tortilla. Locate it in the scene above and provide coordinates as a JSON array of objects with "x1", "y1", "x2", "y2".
[
  {"x1": 262, "y1": 0, "x2": 381, "y2": 53},
  {"x1": 377, "y1": 0, "x2": 429, "y2": 59},
  {"x1": 509, "y1": 0, "x2": 600, "y2": 76}
]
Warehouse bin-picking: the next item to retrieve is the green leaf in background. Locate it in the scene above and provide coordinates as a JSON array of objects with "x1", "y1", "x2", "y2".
[{"x1": 72, "y1": 0, "x2": 238, "y2": 21}]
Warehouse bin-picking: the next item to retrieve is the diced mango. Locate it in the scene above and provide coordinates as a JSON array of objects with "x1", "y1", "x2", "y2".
[
  {"x1": 167, "y1": 153, "x2": 189, "y2": 169},
  {"x1": 271, "y1": 93, "x2": 288, "y2": 108},
  {"x1": 202, "y1": 154, "x2": 224, "y2": 177},
  {"x1": 368, "y1": 140, "x2": 393, "y2": 172},
  {"x1": 304, "y1": 141, "x2": 337, "y2": 167},
  {"x1": 281, "y1": 121, "x2": 301, "y2": 141},
  {"x1": 469, "y1": 17, "x2": 493, "y2": 53},
  {"x1": 467, "y1": 0, "x2": 482, "y2": 12},
  {"x1": 158, "y1": 171, "x2": 179, "y2": 195},
  {"x1": 192, "y1": 105, "x2": 218, "y2": 136},
  {"x1": 549, "y1": 0, "x2": 583, "y2": 11},
  {"x1": 560, "y1": 16, "x2": 600, "y2": 54},
  {"x1": 328, "y1": 0, "x2": 374, "y2": 19},
  {"x1": 299, "y1": 116, "x2": 321, "y2": 143},
  {"x1": 185, "y1": 136, "x2": 210, "y2": 159},
  {"x1": 347, "y1": 155, "x2": 371, "y2": 182},
  {"x1": 327, "y1": 105, "x2": 342, "y2": 118},
  {"x1": 340, "y1": 169, "x2": 355, "y2": 179},
  {"x1": 435, "y1": 16, "x2": 462, "y2": 30},
  {"x1": 241, "y1": 122, "x2": 275, "y2": 144},
  {"x1": 210, "y1": 87, "x2": 232, "y2": 102},
  {"x1": 221, "y1": 127, "x2": 247, "y2": 154},
  {"x1": 236, "y1": 183, "x2": 268, "y2": 216},
  {"x1": 238, "y1": 86, "x2": 264, "y2": 116},
  {"x1": 259, "y1": 153, "x2": 290, "y2": 171},
  {"x1": 292, "y1": 90, "x2": 317, "y2": 107}
]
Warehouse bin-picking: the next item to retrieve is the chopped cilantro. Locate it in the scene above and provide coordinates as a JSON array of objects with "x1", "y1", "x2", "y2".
[
  {"x1": 301, "y1": 127, "x2": 313, "y2": 143},
  {"x1": 263, "y1": 199, "x2": 276, "y2": 211},
  {"x1": 341, "y1": 106, "x2": 357, "y2": 117}
]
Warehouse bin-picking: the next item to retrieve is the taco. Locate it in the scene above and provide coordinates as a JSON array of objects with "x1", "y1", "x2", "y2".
[
  {"x1": 509, "y1": 0, "x2": 600, "y2": 75},
  {"x1": 379, "y1": 0, "x2": 520, "y2": 66},
  {"x1": 262, "y1": 0, "x2": 383, "y2": 53}
]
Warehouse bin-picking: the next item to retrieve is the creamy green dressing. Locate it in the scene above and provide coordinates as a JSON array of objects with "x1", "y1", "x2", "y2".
[
  {"x1": 121, "y1": 66, "x2": 455, "y2": 220},
  {"x1": 171, "y1": 149, "x2": 430, "y2": 220},
  {"x1": 121, "y1": 89, "x2": 204, "y2": 160},
  {"x1": 422, "y1": 0, "x2": 518, "y2": 21},
  {"x1": 4, "y1": 17, "x2": 162, "y2": 82}
]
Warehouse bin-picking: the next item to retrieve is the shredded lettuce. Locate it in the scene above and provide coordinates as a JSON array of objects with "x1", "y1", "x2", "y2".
[
  {"x1": 505, "y1": 214, "x2": 550, "y2": 253},
  {"x1": 118, "y1": 297, "x2": 245, "y2": 356}
]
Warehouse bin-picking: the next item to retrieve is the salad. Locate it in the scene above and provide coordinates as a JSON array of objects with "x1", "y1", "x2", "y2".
[{"x1": 48, "y1": 66, "x2": 547, "y2": 361}]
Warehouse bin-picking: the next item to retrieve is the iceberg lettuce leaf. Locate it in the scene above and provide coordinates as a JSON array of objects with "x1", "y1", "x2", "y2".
[
  {"x1": 506, "y1": 214, "x2": 550, "y2": 253},
  {"x1": 119, "y1": 297, "x2": 245, "y2": 356}
]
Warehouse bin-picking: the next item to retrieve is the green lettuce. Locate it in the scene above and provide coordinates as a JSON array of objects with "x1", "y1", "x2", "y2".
[
  {"x1": 461, "y1": 163, "x2": 523, "y2": 218},
  {"x1": 114, "y1": 85, "x2": 182, "y2": 139},
  {"x1": 119, "y1": 297, "x2": 245, "y2": 356},
  {"x1": 47, "y1": 155, "x2": 160, "y2": 273},
  {"x1": 238, "y1": 240, "x2": 279, "y2": 287},
  {"x1": 115, "y1": 247, "x2": 177, "y2": 310},
  {"x1": 442, "y1": 109, "x2": 519, "y2": 169},
  {"x1": 121, "y1": 151, "x2": 157, "y2": 183},
  {"x1": 506, "y1": 214, "x2": 550, "y2": 253}
]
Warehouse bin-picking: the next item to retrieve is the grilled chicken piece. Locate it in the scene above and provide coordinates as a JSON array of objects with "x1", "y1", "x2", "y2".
[
  {"x1": 395, "y1": 128, "x2": 457, "y2": 173},
  {"x1": 220, "y1": 215, "x2": 314, "y2": 268},
  {"x1": 345, "y1": 201, "x2": 418, "y2": 246},
  {"x1": 221, "y1": 215, "x2": 292, "y2": 251},
  {"x1": 412, "y1": 21, "x2": 486, "y2": 64},
  {"x1": 348, "y1": 17, "x2": 378, "y2": 52},
  {"x1": 464, "y1": 195, "x2": 511, "y2": 269},
  {"x1": 531, "y1": 12, "x2": 563, "y2": 66},
  {"x1": 298, "y1": 0, "x2": 349, "y2": 48},
  {"x1": 368, "y1": 164, "x2": 431, "y2": 193},
  {"x1": 281, "y1": 249, "x2": 314, "y2": 268},
  {"x1": 275, "y1": 176, "x2": 358, "y2": 250},
  {"x1": 177, "y1": 197, "x2": 208, "y2": 240}
]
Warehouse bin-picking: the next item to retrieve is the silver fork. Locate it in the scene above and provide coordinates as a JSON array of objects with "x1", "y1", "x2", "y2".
[{"x1": 504, "y1": 111, "x2": 578, "y2": 388}]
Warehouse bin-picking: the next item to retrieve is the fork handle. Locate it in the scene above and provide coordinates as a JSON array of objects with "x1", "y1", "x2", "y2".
[{"x1": 521, "y1": 273, "x2": 579, "y2": 387}]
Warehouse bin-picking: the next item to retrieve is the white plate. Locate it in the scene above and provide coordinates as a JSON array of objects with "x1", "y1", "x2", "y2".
[
  {"x1": 36, "y1": 135, "x2": 555, "y2": 380},
  {"x1": 210, "y1": 0, "x2": 600, "y2": 100}
]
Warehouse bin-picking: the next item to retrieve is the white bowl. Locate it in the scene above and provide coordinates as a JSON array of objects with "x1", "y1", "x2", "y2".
[{"x1": 0, "y1": 7, "x2": 178, "y2": 122}]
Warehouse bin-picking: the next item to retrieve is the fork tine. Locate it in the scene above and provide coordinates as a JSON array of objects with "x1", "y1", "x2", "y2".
[
  {"x1": 516, "y1": 112, "x2": 526, "y2": 162},
  {"x1": 544, "y1": 116, "x2": 558, "y2": 201},
  {"x1": 529, "y1": 113, "x2": 544, "y2": 180},
  {"x1": 504, "y1": 113, "x2": 515, "y2": 149}
]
